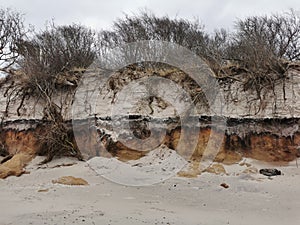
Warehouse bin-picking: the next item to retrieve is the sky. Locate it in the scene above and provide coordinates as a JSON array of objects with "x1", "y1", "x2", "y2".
[{"x1": 0, "y1": 0, "x2": 299, "y2": 33}]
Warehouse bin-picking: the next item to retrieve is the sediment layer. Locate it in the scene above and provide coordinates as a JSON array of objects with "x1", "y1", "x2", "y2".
[{"x1": 1, "y1": 117, "x2": 299, "y2": 163}]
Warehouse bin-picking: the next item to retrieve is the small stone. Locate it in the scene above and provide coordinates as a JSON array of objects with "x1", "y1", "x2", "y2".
[
  {"x1": 38, "y1": 188, "x2": 49, "y2": 192},
  {"x1": 259, "y1": 168, "x2": 281, "y2": 177},
  {"x1": 220, "y1": 183, "x2": 229, "y2": 189}
]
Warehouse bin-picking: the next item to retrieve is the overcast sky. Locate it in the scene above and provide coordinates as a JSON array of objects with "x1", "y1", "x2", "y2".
[{"x1": 0, "y1": 0, "x2": 299, "y2": 32}]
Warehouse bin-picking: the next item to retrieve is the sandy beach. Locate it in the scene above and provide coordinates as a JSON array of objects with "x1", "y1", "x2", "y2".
[{"x1": 1, "y1": 156, "x2": 299, "y2": 225}]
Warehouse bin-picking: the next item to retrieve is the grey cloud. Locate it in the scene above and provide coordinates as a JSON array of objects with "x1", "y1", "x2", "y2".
[{"x1": 0, "y1": 0, "x2": 299, "y2": 32}]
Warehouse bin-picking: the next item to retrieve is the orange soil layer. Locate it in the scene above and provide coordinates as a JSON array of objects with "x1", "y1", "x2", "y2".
[{"x1": 1, "y1": 126, "x2": 299, "y2": 164}]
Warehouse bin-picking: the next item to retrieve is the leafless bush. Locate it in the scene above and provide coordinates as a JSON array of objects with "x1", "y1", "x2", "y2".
[
  {"x1": 214, "y1": 10, "x2": 300, "y2": 106},
  {"x1": 204, "y1": 28, "x2": 232, "y2": 75},
  {"x1": 235, "y1": 11, "x2": 299, "y2": 64},
  {"x1": 0, "y1": 8, "x2": 26, "y2": 74},
  {"x1": 100, "y1": 11, "x2": 208, "y2": 46},
  {"x1": 18, "y1": 23, "x2": 96, "y2": 80},
  {"x1": 97, "y1": 11, "x2": 210, "y2": 64}
]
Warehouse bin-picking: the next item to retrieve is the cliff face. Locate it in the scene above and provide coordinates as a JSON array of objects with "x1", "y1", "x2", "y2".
[
  {"x1": 0, "y1": 120, "x2": 41, "y2": 156},
  {"x1": 2, "y1": 66, "x2": 300, "y2": 120},
  {"x1": 1, "y1": 66, "x2": 300, "y2": 163}
]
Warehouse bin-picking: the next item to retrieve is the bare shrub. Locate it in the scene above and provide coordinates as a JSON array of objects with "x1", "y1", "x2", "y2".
[
  {"x1": 18, "y1": 23, "x2": 96, "y2": 79},
  {"x1": 205, "y1": 28, "x2": 232, "y2": 75},
  {"x1": 215, "y1": 10, "x2": 300, "y2": 108},
  {"x1": 97, "y1": 11, "x2": 210, "y2": 62},
  {"x1": 231, "y1": 10, "x2": 300, "y2": 67},
  {"x1": 0, "y1": 8, "x2": 26, "y2": 74}
]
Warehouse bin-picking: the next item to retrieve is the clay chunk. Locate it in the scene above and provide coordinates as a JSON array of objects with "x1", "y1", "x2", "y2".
[{"x1": 52, "y1": 176, "x2": 89, "y2": 186}]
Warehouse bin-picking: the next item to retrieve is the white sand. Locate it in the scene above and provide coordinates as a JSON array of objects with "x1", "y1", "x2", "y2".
[{"x1": 0, "y1": 156, "x2": 300, "y2": 225}]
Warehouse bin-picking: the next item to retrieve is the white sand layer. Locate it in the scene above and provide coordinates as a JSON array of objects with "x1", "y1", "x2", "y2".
[{"x1": 0, "y1": 156, "x2": 300, "y2": 225}]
